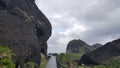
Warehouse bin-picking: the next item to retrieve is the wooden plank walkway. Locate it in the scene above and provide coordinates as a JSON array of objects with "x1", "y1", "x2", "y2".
[{"x1": 45, "y1": 56, "x2": 57, "y2": 68}]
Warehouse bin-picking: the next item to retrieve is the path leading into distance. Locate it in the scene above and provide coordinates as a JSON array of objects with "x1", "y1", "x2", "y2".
[{"x1": 45, "y1": 56, "x2": 57, "y2": 68}]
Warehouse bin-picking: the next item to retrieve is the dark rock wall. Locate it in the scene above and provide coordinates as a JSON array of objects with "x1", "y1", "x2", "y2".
[
  {"x1": 0, "y1": 0, "x2": 51, "y2": 67},
  {"x1": 79, "y1": 38, "x2": 120, "y2": 65}
]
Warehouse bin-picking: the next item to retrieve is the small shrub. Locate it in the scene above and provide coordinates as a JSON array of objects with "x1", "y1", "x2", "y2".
[
  {"x1": 0, "y1": 45, "x2": 15, "y2": 68},
  {"x1": 57, "y1": 53, "x2": 81, "y2": 68}
]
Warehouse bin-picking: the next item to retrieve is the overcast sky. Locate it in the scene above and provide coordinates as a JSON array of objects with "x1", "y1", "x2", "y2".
[{"x1": 35, "y1": 0, "x2": 120, "y2": 53}]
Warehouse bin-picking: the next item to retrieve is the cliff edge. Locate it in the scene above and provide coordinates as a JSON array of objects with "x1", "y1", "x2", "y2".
[{"x1": 0, "y1": 0, "x2": 51, "y2": 67}]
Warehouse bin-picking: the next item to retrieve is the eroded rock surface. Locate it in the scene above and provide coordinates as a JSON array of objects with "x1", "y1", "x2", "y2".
[{"x1": 0, "y1": 0, "x2": 51, "y2": 67}]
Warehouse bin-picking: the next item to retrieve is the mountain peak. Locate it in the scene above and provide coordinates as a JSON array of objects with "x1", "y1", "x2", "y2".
[{"x1": 66, "y1": 39, "x2": 92, "y2": 54}]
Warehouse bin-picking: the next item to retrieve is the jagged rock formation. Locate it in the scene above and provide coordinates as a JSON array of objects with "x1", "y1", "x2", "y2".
[
  {"x1": 0, "y1": 0, "x2": 51, "y2": 68},
  {"x1": 66, "y1": 39, "x2": 93, "y2": 54},
  {"x1": 92, "y1": 43, "x2": 103, "y2": 49},
  {"x1": 79, "y1": 38, "x2": 120, "y2": 65}
]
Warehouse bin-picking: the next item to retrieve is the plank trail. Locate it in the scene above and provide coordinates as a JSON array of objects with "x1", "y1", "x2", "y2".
[{"x1": 45, "y1": 56, "x2": 57, "y2": 68}]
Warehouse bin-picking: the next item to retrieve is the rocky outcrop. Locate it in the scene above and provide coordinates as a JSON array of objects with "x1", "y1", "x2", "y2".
[
  {"x1": 0, "y1": 0, "x2": 51, "y2": 68},
  {"x1": 92, "y1": 43, "x2": 102, "y2": 49},
  {"x1": 79, "y1": 38, "x2": 120, "y2": 65},
  {"x1": 66, "y1": 39, "x2": 93, "y2": 54}
]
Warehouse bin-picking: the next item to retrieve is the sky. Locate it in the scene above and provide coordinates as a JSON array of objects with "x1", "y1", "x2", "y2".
[{"x1": 35, "y1": 0, "x2": 120, "y2": 53}]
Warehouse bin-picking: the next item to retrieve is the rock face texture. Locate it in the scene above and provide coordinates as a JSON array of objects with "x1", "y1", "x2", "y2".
[
  {"x1": 92, "y1": 43, "x2": 102, "y2": 49},
  {"x1": 66, "y1": 39, "x2": 93, "y2": 54},
  {"x1": 0, "y1": 0, "x2": 51, "y2": 67},
  {"x1": 79, "y1": 38, "x2": 120, "y2": 65}
]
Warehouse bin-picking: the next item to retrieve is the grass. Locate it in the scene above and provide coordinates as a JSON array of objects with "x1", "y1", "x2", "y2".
[
  {"x1": 40, "y1": 53, "x2": 48, "y2": 68},
  {"x1": 0, "y1": 44, "x2": 48, "y2": 68},
  {"x1": 57, "y1": 53, "x2": 82, "y2": 68},
  {"x1": 57, "y1": 53, "x2": 120, "y2": 68},
  {"x1": 23, "y1": 62, "x2": 39, "y2": 68}
]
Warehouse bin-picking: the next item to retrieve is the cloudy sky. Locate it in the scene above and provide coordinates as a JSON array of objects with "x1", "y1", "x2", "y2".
[{"x1": 35, "y1": 0, "x2": 120, "y2": 53}]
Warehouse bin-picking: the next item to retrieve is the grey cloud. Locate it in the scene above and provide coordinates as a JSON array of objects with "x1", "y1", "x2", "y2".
[
  {"x1": 83, "y1": 0, "x2": 120, "y2": 21},
  {"x1": 36, "y1": 0, "x2": 120, "y2": 53}
]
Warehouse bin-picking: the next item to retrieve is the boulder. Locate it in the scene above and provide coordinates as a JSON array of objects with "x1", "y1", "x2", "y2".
[{"x1": 0, "y1": 0, "x2": 51, "y2": 67}]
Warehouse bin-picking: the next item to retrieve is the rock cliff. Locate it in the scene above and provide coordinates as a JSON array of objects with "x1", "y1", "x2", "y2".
[
  {"x1": 66, "y1": 39, "x2": 93, "y2": 54},
  {"x1": 79, "y1": 38, "x2": 120, "y2": 65},
  {"x1": 0, "y1": 0, "x2": 51, "y2": 67}
]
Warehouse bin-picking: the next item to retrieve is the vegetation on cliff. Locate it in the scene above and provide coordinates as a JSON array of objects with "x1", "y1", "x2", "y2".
[{"x1": 0, "y1": 45, "x2": 15, "y2": 68}]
